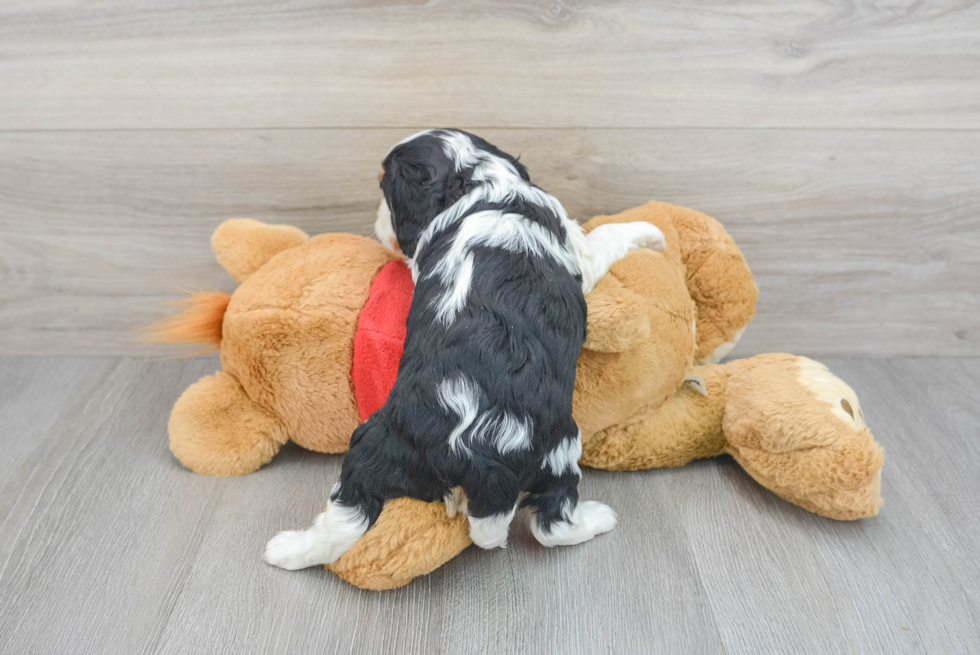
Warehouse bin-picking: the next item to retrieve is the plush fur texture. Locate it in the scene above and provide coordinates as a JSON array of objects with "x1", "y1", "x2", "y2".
[
  {"x1": 211, "y1": 218, "x2": 310, "y2": 283},
  {"x1": 326, "y1": 498, "x2": 471, "y2": 590},
  {"x1": 722, "y1": 354, "x2": 884, "y2": 520},
  {"x1": 218, "y1": 229, "x2": 399, "y2": 455},
  {"x1": 169, "y1": 371, "x2": 289, "y2": 476},
  {"x1": 156, "y1": 200, "x2": 884, "y2": 589}
]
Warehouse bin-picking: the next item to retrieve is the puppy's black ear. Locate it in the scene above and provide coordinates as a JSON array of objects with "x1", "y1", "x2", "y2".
[
  {"x1": 393, "y1": 158, "x2": 436, "y2": 185},
  {"x1": 380, "y1": 136, "x2": 457, "y2": 257},
  {"x1": 386, "y1": 139, "x2": 451, "y2": 187}
]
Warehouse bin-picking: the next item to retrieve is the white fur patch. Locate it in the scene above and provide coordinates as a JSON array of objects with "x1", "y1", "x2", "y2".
[
  {"x1": 438, "y1": 375, "x2": 532, "y2": 456},
  {"x1": 468, "y1": 504, "x2": 518, "y2": 549},
  {"x1": 541, "y1": 431, "x2": 583, "y2": 477},
  {"x1": 263, "y1": 494, "x2": 370, "y2": 570},
  {"x1": 437, "y1": 376, "x2": 482, "y2": 455},
  {"x1": 434, "y1": 251, "x2": 475, "y2": 324},
  {"x1": 444, "y1": 487, "x2": 468, "y2": 518},
  {"x1": 428, "y1": 210, "x2": 581, "y2": 324},
  {"x1": 374, "y1": 199, "x2": 398, "y2": 252},
  {"x1": 438, "y1": 130, "x2": 487, "y2": 172},
  {"x1": 530, "y1": 500, "x2": 618, "y2": 547},
  {"x1": 576, "y1": 222, "x2": 666, "y2": 294},
  {"x1": 471, "y1": 410, "x2": 533, "y2": 455},
  {"x1": 437, "y1": 130, "x2": 564, "y2": 218}
]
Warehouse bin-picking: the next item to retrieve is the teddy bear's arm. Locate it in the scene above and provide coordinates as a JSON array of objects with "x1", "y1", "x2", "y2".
[
  {"x1": 211, "y1": 218, "x2": 309, "y2": 283},
  {"x1": 583, "y1": 275, "x2": 652, "y2": 353}
]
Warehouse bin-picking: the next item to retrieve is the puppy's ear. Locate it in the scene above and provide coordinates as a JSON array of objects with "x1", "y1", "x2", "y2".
[
  {"x1": 381, "y1": 137, "x2": 456, "y2": 257},
  {"x1": 386, "y1": 139, "x2": 451, "y2": 187},
  {"x1": 395, "y1": 159, "x2": 436, "y2": 185}
]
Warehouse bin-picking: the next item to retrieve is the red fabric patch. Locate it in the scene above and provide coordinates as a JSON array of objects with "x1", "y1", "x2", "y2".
[{"x1": 352, "y1": 260, "x2": 414, "y2": 421}]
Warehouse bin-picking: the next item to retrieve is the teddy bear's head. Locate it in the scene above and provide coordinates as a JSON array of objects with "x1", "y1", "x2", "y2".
[
  {"x1": 572, "y1": 199, "x2": 761, "y2": 442},
  {"x1": 721, "y1": 354, "x2": 884, "y2": 519}
]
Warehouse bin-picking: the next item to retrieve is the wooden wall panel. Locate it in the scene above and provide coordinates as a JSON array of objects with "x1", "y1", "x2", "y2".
[
  {"x1": 1, "y1": 128, "x2": 976, "y2": 356},
  {"x1": 0, "y1": 0, "x2": 978, "y2": 130}
]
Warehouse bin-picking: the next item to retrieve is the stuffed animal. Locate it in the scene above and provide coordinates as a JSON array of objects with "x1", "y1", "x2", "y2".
[{"x1": 152, "y1": 201, "x2": 883, "y2": 590}]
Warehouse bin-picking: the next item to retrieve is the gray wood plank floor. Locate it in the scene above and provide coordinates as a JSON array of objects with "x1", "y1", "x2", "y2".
[{"x1": 0, "y1": 355, "x2": 977, "y2": 654}]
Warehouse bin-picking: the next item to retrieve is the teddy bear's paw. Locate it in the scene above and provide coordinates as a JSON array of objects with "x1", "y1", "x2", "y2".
[
  {"x1": 169, "y1": 372, "x2": 290, "y2": 477},
  {"x1": 530, "y1": 500, "x2": 618, "y2": 548}
]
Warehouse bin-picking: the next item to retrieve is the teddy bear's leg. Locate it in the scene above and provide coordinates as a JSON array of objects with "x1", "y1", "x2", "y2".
[
  {"x1": 326, "y1": 498, "x2": 472, "y2": 590},
  {"x1": 580, "y1": 365, "x2": 730, "y2": 471},
  {"x1": 168, "y1": 371, "x2": 290, "y2": 476},
  {"x1": 721, "y1": 354, "x2": 884, "y2": 520}
]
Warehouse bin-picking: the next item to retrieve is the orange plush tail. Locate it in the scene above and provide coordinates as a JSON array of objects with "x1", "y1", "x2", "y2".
[{"x1": 143, "y1": 291, "x2": 231, "y2": 354}]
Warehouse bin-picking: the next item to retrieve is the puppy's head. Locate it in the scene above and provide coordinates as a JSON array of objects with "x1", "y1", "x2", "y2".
[{"x1": 376, "y1": 129, "x2": 530, "y2": 257}]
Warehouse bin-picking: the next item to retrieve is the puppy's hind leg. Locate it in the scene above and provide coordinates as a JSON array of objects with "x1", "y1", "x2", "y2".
[
  {"x1": 525, "y1": 428, "x2": 617, "y2": 547},
  {"x1": 264, "y1": 419, "x2": 396, "y2": 570},
  {"x1": 459, "y1": 464, "x2": 521, "y2": 550}
]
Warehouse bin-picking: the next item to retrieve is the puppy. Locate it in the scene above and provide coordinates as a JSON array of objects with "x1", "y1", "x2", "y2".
[{"x1": 265, "y1": 130, "x2": 664, "y2": 569}]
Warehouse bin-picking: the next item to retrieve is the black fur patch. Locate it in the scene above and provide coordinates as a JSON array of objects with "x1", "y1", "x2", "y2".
[{"x1": 337, "y1": 130, "x2": 586, "y2": 534}]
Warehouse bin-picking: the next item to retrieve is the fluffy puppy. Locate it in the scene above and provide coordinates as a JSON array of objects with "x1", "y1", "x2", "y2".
[{"x1": 265, "y1": 130, "x2": 664, "y2": 569}]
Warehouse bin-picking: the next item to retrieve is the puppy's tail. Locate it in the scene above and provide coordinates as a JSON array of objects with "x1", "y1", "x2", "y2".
[{"x1": 141, "y1": 291, "x2": 231, "y2": 355}]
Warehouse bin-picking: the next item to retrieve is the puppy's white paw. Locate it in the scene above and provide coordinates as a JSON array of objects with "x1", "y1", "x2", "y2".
[
  {"x1": 530, "y1": 500, "x2": 618, "y2": 547},
  {"x1": 625, "y1": 222, "x2": 666, "y2": 251},
  {"x1": 264, "y1": 530, "x2": 319, "y2": 570},
  {"x1": 574, "y1": 500, "x2": 618, "y2": 537},
  {"x1": 469, "y1": 505, "x2": 518, "y2": 550}
]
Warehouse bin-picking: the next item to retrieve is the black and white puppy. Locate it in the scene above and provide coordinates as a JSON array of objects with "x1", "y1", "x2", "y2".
[{"x1": 264, "y1": 130, "x2": 664, "y2": 569}]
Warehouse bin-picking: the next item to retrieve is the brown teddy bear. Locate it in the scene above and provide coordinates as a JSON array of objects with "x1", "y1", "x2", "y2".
[{"x1": 152, "y1": 201, "x2": 883, "y2": 590}]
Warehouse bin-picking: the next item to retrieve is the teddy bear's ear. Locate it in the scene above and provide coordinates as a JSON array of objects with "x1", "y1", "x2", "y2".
[
  {"x1": 211, "y1": 219, "x2": 309, "y2": 283},
  {"x1": 583, "y1": 275, "x2": 651, "y2": 353}
]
